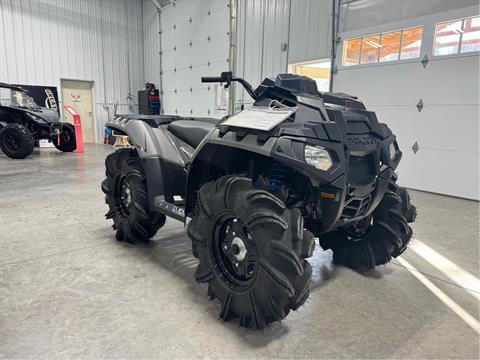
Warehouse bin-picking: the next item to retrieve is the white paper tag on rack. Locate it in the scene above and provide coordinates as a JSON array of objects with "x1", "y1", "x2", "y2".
[{"x1": 221, "y1": 106, "x2": 297, "y2": 131}]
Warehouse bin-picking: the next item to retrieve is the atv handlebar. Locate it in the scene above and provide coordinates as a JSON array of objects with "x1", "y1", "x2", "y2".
[
  {"x1": 200, "y1": 76, "x2": 223, "y2": 83},
  {"x1": 201, "y1": 71, "x2": 259, "y2": 100}
]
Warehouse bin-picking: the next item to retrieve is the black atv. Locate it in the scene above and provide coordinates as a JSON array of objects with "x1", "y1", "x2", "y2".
[
  {"x1": 0, "y1": 83, "x2": 76, "y2": 159},
  {"x1": 102, "y1": 72, "x2": 416, "y2": 329}
]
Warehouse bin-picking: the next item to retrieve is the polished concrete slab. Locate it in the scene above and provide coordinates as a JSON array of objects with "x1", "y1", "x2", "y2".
[{"x1": 0, "y1": 145, "x2": 478, "y2": 359}]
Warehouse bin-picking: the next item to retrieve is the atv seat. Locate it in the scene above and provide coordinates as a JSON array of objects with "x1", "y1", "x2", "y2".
[{"x1": 168, "y1": 120, "x2": 216, "y2": 148}]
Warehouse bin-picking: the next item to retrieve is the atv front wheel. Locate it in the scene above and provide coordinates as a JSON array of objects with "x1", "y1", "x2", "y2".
[
  {"x1": 319, "y1": 181, "x2": 415, "y2": 269},
  {"x1": 0, "y1": 123, "x2": 34, "y2": 159},
  {"x1": 53, "y1": 123, "x2": 77, "y2": 152},
  {"x1": 101, "y1": 148, "x2": 166, "y2": 243},
  {"x1": 187, "y1": 176, "x2": 314, "y2": 329}
]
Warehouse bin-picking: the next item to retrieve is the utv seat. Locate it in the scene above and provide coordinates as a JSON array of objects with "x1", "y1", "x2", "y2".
[{"x1": 167, "y1": 120, "x2": 216, "y2": 148}]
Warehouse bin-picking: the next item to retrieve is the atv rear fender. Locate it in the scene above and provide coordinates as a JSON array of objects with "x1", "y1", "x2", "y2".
[{"x1": 106, "y1": 116, "x2": 186, "y2": 216}]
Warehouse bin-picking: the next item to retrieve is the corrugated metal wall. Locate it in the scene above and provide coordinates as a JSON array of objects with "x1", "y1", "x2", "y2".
[
  {"x1": 143, "y1": 0, "x2": 161, "y2": 90},
  {"x1": 235, "y1": 0, "x2": 332, "y2": 107},
  {"x1": 0, "y1": 0, "x2": 145, "y2": 142}
]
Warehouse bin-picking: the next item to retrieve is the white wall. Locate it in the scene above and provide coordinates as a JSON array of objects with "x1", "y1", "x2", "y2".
[
  {"x1": 0, "y1": 0, "x2": 145, "y2": 142},
  {"x1": 334, "y1": 6, "x2": 479, "y2": 200},
  {"x1": 159, "y1": 0, "x2": 230, "y2": 118}
]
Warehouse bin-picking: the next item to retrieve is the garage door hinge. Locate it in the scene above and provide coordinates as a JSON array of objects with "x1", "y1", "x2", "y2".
[
  {"x1": 412, "y1": 141, "x2": 419, "y2": 154},
  {"x1": 416, "y1": 99, "x2": 423, "y2": 112},
  {"x1": 421, "y1": 54, "x2": 429, "y2": 68}
]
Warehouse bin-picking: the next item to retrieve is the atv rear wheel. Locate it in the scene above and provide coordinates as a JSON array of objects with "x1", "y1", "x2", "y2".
[
  {"x1": 319, "y1": 181, "x2": 415, "y2": 269},
  {"x1": 187, "y1": 176, "x2": 314, "y2": 329},
  {"x1": 53, "y1": 123, "x2": 76, "y2": 152},
  {"x1": 101, "y1": 148, "x2": 166, "y2": 243},
  {"x1": 0, "y1": 123, "x2": 34, "y2": 159}
]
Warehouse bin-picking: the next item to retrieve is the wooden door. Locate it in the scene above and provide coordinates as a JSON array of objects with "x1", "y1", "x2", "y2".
[{"x1": 61, "y1": 80, "x2": 95, "y2": 143}]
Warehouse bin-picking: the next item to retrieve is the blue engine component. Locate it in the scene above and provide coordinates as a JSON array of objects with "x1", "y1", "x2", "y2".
[{"x1": 269, "y1": 161, "x2": 290, "y2": 192}]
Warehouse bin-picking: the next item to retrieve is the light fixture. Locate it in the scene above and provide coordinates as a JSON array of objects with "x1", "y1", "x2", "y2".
[{"x1": 365, "y1": 40, "x2": 382, "y2": 48}]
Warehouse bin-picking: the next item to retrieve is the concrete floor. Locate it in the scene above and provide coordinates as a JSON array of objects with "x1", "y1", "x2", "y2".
[{"x1": 0, "y1": 144, "x2": 478, "y2": 359}]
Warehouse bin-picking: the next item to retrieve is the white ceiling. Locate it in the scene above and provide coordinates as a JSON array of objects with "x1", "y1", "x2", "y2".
[{"x1": 341, "y1": 0, "x2": 479, "y2": 32}]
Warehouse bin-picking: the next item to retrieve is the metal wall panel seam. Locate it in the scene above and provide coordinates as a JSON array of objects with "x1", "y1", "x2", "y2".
[{"x1": 285, "y1": 0, "x2": 292, "y2": 71}]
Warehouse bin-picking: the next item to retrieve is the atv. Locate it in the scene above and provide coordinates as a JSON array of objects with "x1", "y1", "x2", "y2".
[
  {"x1": 0, "y1": 83, "x2": 76, "y2": 159},
  {"x1": 102, "y1": 72, "x2": 416, "y2": 329}
]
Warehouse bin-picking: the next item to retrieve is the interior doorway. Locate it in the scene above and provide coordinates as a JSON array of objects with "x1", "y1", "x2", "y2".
[
  {"x1": 288, "y1": 59, "x2": 331, "y2": 92},
  {"x1": 60, "y1": 79, "x2": 95, "y2": 143}
]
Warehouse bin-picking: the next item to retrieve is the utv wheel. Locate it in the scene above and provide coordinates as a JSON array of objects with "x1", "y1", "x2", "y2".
[
  {"x1": 101, "y1": 148, "x2": 166, "y2": 243},
  {"x1": 187, "y1": 176, "x2": 314, "y2": 329},
  {"x1": 0, "y1": 123, "x2": 34, "y2": 159},
  {"x1": 53, "y1": 123, "x2": 77, "y2": 152},
  {"x1": 319, "y1": 180, "x2": 415, "y2": 269}
]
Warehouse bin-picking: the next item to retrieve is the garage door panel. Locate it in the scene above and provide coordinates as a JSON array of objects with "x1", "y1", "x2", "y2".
[
  {"x1": 161, "y1": 0, "x2": 229, "y2": 117},
  {"x1": 336, "y1": 64, "x2": 421, "y2": 106},
  {"x1": 372, "y1": 106, "x2": 479, "y2": 153},
  {"x1": 398, "y1": 149, "x2": 479, "y2": 200},
  {"x1": 162, "y1": 39, "x2": 228, "y2": 72},
  {"x1": 163, "y1": 64, "x2": 228, "y2": 89},
  {"x1": 419, "y1": 56, "x2": 479, "y2": 105},
  {"x1": 336, "y1": 56, "x2": 479, "y2": 106}
]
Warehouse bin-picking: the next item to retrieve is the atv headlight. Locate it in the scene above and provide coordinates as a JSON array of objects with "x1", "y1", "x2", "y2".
[
  {"x1": 304, "y1": 145, "x2": 333, "y2": 171},
  {"x1": 389, "y1": 142, "x2": 397, "y2": 160}
]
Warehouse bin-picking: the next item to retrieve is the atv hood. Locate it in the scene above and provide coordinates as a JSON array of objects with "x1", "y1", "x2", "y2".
[{"x1": 16, "y1": 106, "x2": 60, "y2": 123}]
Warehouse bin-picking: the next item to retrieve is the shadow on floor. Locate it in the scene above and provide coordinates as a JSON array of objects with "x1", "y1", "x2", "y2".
[
  {"x1": 112, "y1": 228, "x2": 321, "y2": 345},
  {"x1": 114, "y1": 226, "x2": 392, "y2": 347}
]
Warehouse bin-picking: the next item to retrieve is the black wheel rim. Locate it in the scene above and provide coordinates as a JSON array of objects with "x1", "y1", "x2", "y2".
[
  {"x1": 4, "y1": 132, "x2": 21, "y2": 151},
  {"x1": 345, "y1": 215, "x2": 373, "y2": 240},
  {"x1": 61, "y1": 131, "x2": 71, "y2": 145},
  {"x1": 115, "y1": 175, "x2": 132, "y2": 217},
  {"x1": 211, "y1": 213, "x2": 258, "y2": 291},
  {"x1": 58, "y1": 127, "x2": 73, "y2": 146}
]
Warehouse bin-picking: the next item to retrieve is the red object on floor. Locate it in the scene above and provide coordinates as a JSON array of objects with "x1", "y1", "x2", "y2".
[{"x1": 63, "y1": 106, "x2": 84, "y2": 153}]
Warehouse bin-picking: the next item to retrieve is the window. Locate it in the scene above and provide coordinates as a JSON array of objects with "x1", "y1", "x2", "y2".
[
  {"x1": 380, "y1": 31, "x2": 401, "y2": 62},
  {"x1": 342, "y1": 38, "x2": 361, "y2": 66},
  {"x1": 288, "y1": 59, "x2": 331, "y2": 92},
  {"x1": 461, "y1": 16, "x2": 480, "y2": 53},
  {"x1": 400, "y1": 27, "x2": 423, "y2": 59},
  {"x1": 360, "y1": 35, "x2": 380, "y2": 64},
  {"x1": 434, "y1": 19, "x2": 463, "y2": 55},
  {"x1": 342, "y1": 26, "x2": 423, "y2": 66},
  {"x1": 434, "y1": 16, "x2": 480, "y2": 56}
]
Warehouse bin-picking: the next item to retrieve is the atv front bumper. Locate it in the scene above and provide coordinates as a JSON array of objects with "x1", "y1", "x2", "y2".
[{"x1": 271, "y1": 134, "x2": 401, "y2": 233}]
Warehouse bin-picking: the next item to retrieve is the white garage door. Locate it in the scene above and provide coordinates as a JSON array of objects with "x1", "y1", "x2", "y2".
[
  {"x1": 160, "y1": 0, "x2": 230, "y2": 118},
  {"x1": 334, "y1": 7, "x2": 479, "y2": 200}
]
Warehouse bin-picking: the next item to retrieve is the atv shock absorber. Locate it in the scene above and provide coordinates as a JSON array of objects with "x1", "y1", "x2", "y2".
[{"x1": 269, "y1": 161, "x2": 289, "y2": 192}]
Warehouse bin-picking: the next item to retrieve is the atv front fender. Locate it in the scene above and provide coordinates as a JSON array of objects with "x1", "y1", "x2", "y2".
[{"x1": 186, "y1": 128, "x2": 278, "y2": 216}]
